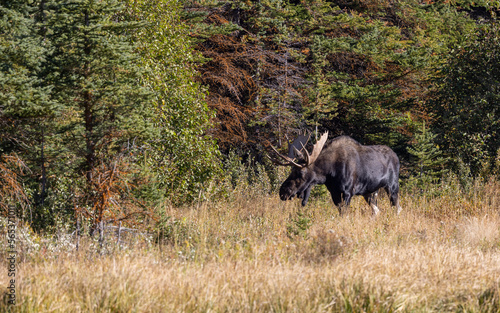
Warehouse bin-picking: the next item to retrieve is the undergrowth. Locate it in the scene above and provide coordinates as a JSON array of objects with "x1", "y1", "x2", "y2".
[{"x1": 1, "y1": 175, "x2": 499, "y2": 312}]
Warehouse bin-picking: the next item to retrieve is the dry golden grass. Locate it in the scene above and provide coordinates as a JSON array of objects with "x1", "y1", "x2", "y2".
[{"x1": 2, "y1": 178, "x2": 500, "y2": 312}]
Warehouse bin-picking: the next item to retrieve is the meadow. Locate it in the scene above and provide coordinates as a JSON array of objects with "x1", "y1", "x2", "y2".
[{"x1": 1, "y1": 176, "x2": 500, "y2": 312}]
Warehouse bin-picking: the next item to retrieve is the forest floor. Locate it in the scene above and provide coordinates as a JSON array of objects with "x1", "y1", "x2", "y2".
[{"x1": 1, "y1": 179, "x2": 500, "y2": 312}]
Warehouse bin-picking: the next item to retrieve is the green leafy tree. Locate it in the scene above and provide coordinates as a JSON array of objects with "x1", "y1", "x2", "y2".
[
  {"x1": 125, "y1": 0, "x2": 221, "y2": 205},
  {"x1": 431, "y1": 25, "x2": 500, "y2": 176}
]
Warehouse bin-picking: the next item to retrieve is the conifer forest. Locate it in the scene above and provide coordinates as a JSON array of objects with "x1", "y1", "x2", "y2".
[{"x1": 1, "y1": 1, "x2": 500, "y2": 312}]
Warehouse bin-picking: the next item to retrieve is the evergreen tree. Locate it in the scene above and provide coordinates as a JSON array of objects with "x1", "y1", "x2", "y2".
[
  {"x1": 407, "y1": 122, "x2": 447, "y2": 183},
  {"x1": 42, "y1": 0, "x2": 155, "y2": 228},
  {"x1": 0, "y1": 0, "x2": 53, "y2": 154},
  {"x1": 248, "y1": 0, "x2": 306, "y2": 146},
  {"x1": 302, "y1": 0, "x2": 479, "y2": 146},
  {"x1": 0, "y1": 0, "x2": 55, "y2": 218},
  {"x1": 184, "y1": 0, "x2": 483, "y2": 156},
  {"x1": 431, "y1": 25, "x2": 500, "y2": 176},
  {"x1": 183, "y1": 0, "x2": 307, "y2": 151}
]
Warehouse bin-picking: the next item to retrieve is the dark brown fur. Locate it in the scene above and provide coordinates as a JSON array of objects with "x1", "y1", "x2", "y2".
[{"x1": 279, "y1": 136, "x2": 401, "y2": 215}]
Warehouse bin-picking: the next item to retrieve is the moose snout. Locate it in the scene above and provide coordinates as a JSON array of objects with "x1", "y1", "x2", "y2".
[
  {"x1": 279, "y1": 186, "x2": 296, "y2": 201},
  {"x1": 279, "y1": 190, "x2": 289, "y2": 200},
  {"x1": 280, "y1": 194, "x2": 294, "y2": 201}
]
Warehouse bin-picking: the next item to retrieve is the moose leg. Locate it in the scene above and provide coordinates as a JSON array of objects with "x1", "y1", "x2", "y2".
[
  {"x1": 338, "y1": 191, "x2": 352, "y2": 216},
  {"x1": 392, "y1": 194, "x2": 402, "y2": 215},
  {"x1": 363, "y1": 191, "x2": 379, "y2": 216},
  {"x1": 330, "y1": 191, "x2": 343, "y2": 216},
  {"x1": 344, "y1": 192, "x2": 353, "y2": 214},
  {"x1": 385, "y1": 186, "x2": 402, "y2": 215},
  {"x1": 300, "y1": 185, "x2": 313, "y2": 206}
]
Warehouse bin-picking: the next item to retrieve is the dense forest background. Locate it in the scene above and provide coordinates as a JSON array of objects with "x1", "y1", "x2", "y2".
[{"x1": 1, "y1": 0, "x2": 500, "y2": 232}]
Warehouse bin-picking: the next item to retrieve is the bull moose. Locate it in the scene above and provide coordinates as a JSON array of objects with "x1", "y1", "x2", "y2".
[{"x1": 268, "y1": 132, "x2": 402, "y2": 216}]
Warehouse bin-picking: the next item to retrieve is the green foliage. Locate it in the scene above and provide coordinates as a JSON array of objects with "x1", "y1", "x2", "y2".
[
  {"x1": 186, "y1": 0, "x2": 486, "y2": 156},
  {"x1": 455, "y1": 157, "x2": 475, "y2": 193},
  {"x1": 38, "y1": 0, "x2": 157, "y2": 227},
  {"x1": 126, "y1": 0, "x2": 222, "y2": 206},
  {"x1": 221, "y1": 150, "x2": 282, "y2": 194},
  {"x1": 0, "y1": 1, "x2": 53, "y2": 121},
  {"x1": 301, "y1": 0, "x2": 479, "y2": 146},
  {"x1": 0, "y1": 0, "x2": 224, "y2": 231},
  {"x1": 286, "y1": 211, "x2": 312, "y2": 238},
  {"x1": 223, "y1": 150, "x2": 250, "y2": 189},
  {"x1": 431, "y1": 24, "x2": 500, "y2": 176},
  {"x1": 183, "y1": 0, "x2": 500, "y2": 208},
  {"x1": 0, "y1": 0, "x2": 57, "y2": 221},
  {"x1": 407, "y1": 122, "x2": 447, "y2": 187},
  {"x1": 3, "y1": 0, "x2": 500, "y2": 232}
]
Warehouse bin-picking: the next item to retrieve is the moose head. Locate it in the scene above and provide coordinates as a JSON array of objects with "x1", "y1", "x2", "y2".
[{"x1": 268, "y1": 132, "x2": 329, "y2": 206}]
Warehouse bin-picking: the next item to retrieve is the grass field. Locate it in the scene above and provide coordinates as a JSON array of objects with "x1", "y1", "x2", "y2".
[{"x1": 1, "y1": 177, "x2": 500, "y2": 312}]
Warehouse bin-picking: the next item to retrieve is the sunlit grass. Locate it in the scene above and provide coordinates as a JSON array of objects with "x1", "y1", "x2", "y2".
[{"x1": 1, "y1": 177, "x2": 500, "y2": 312}]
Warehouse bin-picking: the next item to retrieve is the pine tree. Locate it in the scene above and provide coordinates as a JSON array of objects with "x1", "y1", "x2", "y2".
[
  {"x1": 0, "y1": 0, "x2": 53, "y2": 153},
  {"x1": 0, "y1": 0, "x2": 55, "y2": 218},
  {"x1": 42, "y1": 0, "x2": 155, "y2": 228},
  {"x1": 407, "y1": 122, "x2": 447, "y2": 184}
]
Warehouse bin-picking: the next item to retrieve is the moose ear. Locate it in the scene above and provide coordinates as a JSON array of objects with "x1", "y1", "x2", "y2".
[
  {"x1": 267, "y1": 132, "x2": 311, "y2": 168},
  {"x1": 287, "y1": 133, "x2": 310, "y2": 159}
]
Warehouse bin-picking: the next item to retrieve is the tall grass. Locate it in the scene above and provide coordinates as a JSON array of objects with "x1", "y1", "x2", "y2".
[{"x1": 1, "y1": 176, "x2": 500, "y2": 312}]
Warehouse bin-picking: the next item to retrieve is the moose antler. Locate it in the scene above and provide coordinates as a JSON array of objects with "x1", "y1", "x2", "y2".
[
  {"x1": 267, "y1": 145, "x2": 305, "y2": 167},
  {"x1": 267, "y1": 132, "x2": 309, "y2": 167},
  {"x1": 303, "y1": 131, "x2": 329, "y2": 166},
  {"x1": 267, "y1": 131, "x2": 328, "y2": 168}
]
